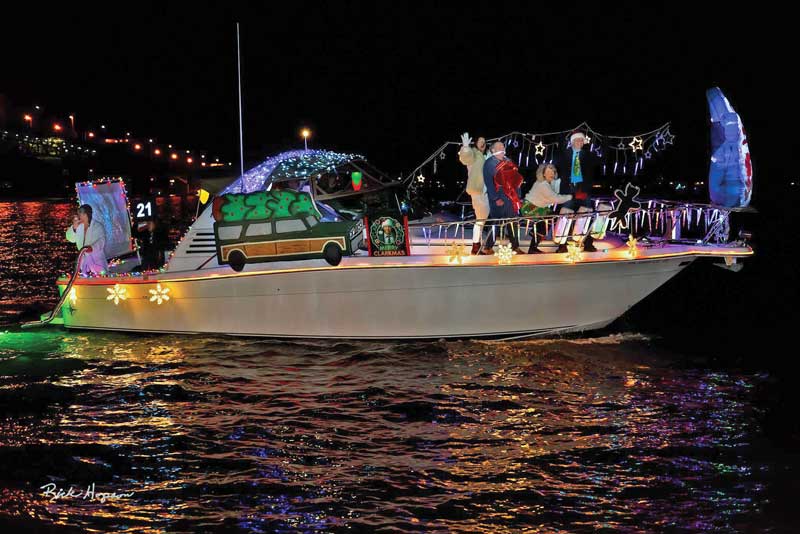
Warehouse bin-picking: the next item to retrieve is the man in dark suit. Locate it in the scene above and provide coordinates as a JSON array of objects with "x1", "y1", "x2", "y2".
[
  {"x1": 482, "y1": 141, "x2": 524, "y2": 254},
  {"x1": 555, "y1": 131, "x2": 600, "y2": 209},
  {"x1": 554, "y1": 131, "x2": 601, "y2": 251}
]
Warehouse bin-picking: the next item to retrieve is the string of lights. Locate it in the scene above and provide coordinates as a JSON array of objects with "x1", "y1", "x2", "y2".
[
  {"x1": 222, "y1": 150, "x2": 364, "y2": 194},
  {"x1": 405, "y1": 122, "x2": 674, "y2": 186},
  {"x1": 9, "y1": 104, "x2": 231, "y2": 168}
]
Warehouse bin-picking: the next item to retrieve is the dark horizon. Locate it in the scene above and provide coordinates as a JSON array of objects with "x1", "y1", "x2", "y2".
[{"x1": 0, "y1": 6, "x2": 787, "y2": 190}]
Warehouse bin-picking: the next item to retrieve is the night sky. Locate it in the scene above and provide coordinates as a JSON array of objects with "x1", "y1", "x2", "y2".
[{"x1": 0, "y1": 5, "x2": 788, "y2": 190}]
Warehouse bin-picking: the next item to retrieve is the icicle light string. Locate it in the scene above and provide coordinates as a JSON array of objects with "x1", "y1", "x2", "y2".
[
  {"x1": 404, "y1": 122, "x2": 672, "y2": 184},
  {"x1": 406, "y1": 202, "x2": 729, "y2": 243}
]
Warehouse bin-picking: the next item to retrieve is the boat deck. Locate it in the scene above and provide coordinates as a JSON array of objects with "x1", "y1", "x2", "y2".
[{"x1": 58, "y1": 240, "x2": 753, "y2": 286}]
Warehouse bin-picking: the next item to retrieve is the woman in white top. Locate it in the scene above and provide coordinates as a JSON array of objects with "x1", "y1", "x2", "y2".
[
  {"x1": 521, "y1": 164, "x2": 572, "y2": 253},
  {"x1": 522, "y1": 163, "x2": 573, "y2": 215},
  {"x1": 457, "y1": 132, "x2": 490, "y2": 254},
  {"x1": 66, "y1": 204, "x2": 108, "y2": 275}
]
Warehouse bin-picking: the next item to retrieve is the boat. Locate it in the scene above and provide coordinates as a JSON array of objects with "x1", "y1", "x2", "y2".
[{"x1": 24, "y1": 141, "x2": 753, "y2": 339}]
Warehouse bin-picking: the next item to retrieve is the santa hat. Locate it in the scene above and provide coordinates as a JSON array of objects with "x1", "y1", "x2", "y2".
[
  {"x1": 381, "y1": 219, "x2": 393, "y2": 228},
  {"x1": 569, "y1": 131, "x2": 586, "y2": 143}
]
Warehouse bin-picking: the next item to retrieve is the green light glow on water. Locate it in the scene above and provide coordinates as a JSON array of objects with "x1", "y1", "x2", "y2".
[{"x1": 0, "y1": 329, "x2": 89, "y2": 378}]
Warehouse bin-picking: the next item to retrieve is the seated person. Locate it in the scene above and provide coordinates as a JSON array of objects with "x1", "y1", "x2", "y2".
[
  {"x1": 132, "y1": 218, "x2": 168, "y2": 270},
  {"x1": 66, "y1": 204, "x2": 107, "y2": 275},
  {"x1": 520, "y1": 164, "x2": 572, "y2": 253},
  {"x1": 521, "y1": 164, "x2": 572, "y2": 216}
]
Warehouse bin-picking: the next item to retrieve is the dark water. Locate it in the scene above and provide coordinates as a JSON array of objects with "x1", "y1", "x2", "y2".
[{"x1": 0, "y1": 200, "x2": 797, "y2": 533}]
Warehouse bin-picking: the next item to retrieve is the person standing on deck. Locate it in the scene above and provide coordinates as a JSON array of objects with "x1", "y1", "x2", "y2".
[
  {"x1": 457, "y1": 132, "x2": 490, "y2": 255},
  {"x1": 132, "y1": 218, "x2": 168, "y2": 270},
  {"x1": 555, "y1": 131, "x2": 601, "y2": 252},
  {"x1": 66, "y1": 204, "x2": 108, "y2": 275},
  {"x1": 482, "y1": 141, "x2": 524, "y2": 255}
]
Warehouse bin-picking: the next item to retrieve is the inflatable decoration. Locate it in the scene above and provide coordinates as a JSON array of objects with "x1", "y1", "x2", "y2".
[{"x1": 706, "y1": 87, "x2": 753, "y2": 208}]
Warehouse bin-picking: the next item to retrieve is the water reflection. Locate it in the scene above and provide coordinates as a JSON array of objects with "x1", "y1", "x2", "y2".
[
  {"x1": 0, "y1": 331, "x2": 768, "y2": 532},
  {"x1": 0, "y1": 201, "x2": 74, "y2": 321}
]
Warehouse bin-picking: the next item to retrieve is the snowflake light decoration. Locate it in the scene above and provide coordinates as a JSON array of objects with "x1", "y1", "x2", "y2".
[
  {"x1": 148, "y1": 283, "x2": 171, "y2": 305},
  {"x1": 566, "y1": 242, "x2": 583, "y2": 263},
  {"x1": 494, "y1": 243, "x2": 516, "y2": 265},
  {"x1": 447, "y1": 242, "x2": 466, "y2": 264},
  {"x1": 106, "y1": 284, "x2": 128, "y2": 305}
]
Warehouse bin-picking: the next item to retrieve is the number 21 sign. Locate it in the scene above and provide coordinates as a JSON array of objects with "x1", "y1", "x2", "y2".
[{"x1": 133, "y1": 197, "x2": 157, "y2": 221}]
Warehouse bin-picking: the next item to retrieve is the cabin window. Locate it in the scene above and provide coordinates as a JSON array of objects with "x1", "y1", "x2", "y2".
[
  {"x1": 305, "y1": 215, "x2": 319, "y2": 228},
  {"x1": 275, "y1": 219, "x2": 306, "y2": 233},
  {"x1": 246, "y1": 222, "x2": 273, "y2": 237},
  {"x1": 218, "y1": 226, "x2": 242, "y2": 241}
]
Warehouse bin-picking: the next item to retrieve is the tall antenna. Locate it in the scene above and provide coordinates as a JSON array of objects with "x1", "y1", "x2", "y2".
[{"x1": 236, "y1": 22, "x2": 245, "y2": 178}]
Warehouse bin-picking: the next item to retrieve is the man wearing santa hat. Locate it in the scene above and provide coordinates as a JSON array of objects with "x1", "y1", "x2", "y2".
[
  {"x1": 555, "y1": 131, "x2": 600, "y2": 210},
  {"x1": 555, "y1": 131, "x2": 601, "y2": 252}
]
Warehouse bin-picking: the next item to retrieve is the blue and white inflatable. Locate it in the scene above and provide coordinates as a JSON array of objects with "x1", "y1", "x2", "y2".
[{"x1": 706, "y1": 87, "x2": 753, "y2": 208}]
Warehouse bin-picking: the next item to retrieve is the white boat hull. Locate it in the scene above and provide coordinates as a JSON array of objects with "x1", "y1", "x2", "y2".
[{"x1": 57, "y1": 248, "x2": 730, "y2": 339}]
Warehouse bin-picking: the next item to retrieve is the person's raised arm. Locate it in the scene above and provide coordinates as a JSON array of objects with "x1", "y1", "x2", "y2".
[
  {"x1": 458, "y1": 132, "x2": 475, "y2": 166},
  {"x1": 65, "y1": 216, "x2": 82, "y2": 245}
]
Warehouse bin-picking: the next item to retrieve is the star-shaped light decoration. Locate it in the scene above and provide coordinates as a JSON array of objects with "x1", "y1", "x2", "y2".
[
  {"x1": 534, "y1": 141, "x2": 545, "y2": 156},
  {"x1": 566, "y1": 242, "x2": 583, "y2": 263},
  {"x1": 148, "y1": 283, "x2": 171, "y2": 305},
  {"x1": 494, "y1": 243, "x2": 516, "y2": 265},
  {"x1": 106, "y1": 284, "x2": 128, "y2": 305},
  {"x1": 662, "y1": 131, "x2": 675, "y2": 145},
  {"x1": 626, "y1": 234, "x2": 639, "y2": 258},
  {"x1": 628, "y1": 136, "x2": 643, "y2": 152},
  {"x1": 416, "y1": 174, "x2": 425, "y2": 184},
  {"x1": 584, "y1": 135, "x2": 592, "y2": 144},
  {"x1": 446, "y1": 242, "x2": 466, "y2": 264},
  {"x1": 68, "y1": 287, "x2": 77, "y2": 306}
]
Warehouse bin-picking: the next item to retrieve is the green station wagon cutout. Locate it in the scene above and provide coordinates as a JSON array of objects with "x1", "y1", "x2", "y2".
[{"x1": 212, "y1": 189, "x2": 364, "y2": 271}]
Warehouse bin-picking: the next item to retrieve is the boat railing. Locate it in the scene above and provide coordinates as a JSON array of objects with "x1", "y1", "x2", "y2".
[
  {"x1": 407, "y1": 201, "x2": 736, "y2": 247},
  {"x1": 21, "y1": 247, "x2": 88, "y2": 329}
]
